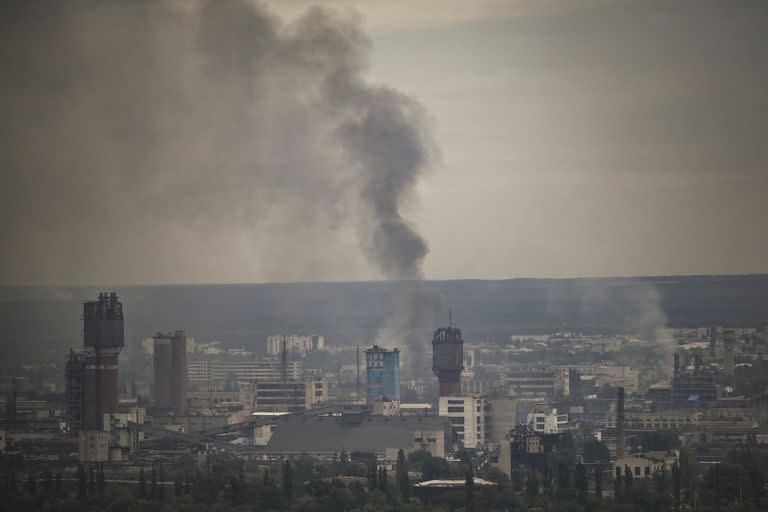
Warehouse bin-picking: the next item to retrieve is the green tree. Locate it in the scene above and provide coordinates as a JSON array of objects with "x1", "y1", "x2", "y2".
[
  {"x1": 672, "y1": 462, "x2": 681, "y2": 512},
  {"x1": 367, "y1": 457, "x2": 377, "y2": 492},
  {"x1": 378, "y1": 466, "x2": 388, "y2": 495},
  {"x1": 465, "y1": 465, "x2": 475, "y2": 512},
  {"x1": 526, "y1": 469, "x2": 538, "y2": 497},
  {"x1": 575, "y1": 463, "x2": 588, "y2": 494},
  {"x1": 594, "y1": 464, "x2": 603, "y2": 497},
  {"x1": 543, "y1": 463, "x2": 553, "y2": 495},
  {"x1": 138, "y1": 468, "x2": 145, "y2": 498},
  {"x1": 558, "y1": 462, "x2": 569, "y2": 490},
  {"x1": 583, "y1": 438, "x2": 611, "y2": 463},
  {"x1": 88, "y1": 467, "x2": 95, "y2": 496},
  {"x1": 422, "y1": 456, "x2": 452, "y2": 480},
  {"x1": 282, "y1": 461, "x2": 294, "y2": 501},
  {"x1": 624, "y1": 465, "x2": 633, "y2": 492},
  {"x1": 396, "y1": 449, "x2": 410, "y2": 502}
]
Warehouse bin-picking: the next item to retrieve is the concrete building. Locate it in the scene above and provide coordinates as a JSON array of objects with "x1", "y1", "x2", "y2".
[
  {"x1": 615, "y1": 453, "x2": 671, "y2": 478},
  {"x1": 527, "y1": 407, "x2": 568, "y2": 434},
  {"x1": 571, "y1": 365, "x2": 639, "y2": 394},
  {"x1": 245, "y1": 377, "x2": 327, "y2": 412},
  {"x1": 153, "y1": 330, "x2": 188, "y2": 416},
  {"x1": 266, "y1": 335, "x2": 325, "y2": 355},
  {"x1": 506, "y1": 369, "x2": 569, "y2": 399},
  {"x1": 79, "y1": 430, "x2": 109, "y2": 462},
  {"x1": 365, "y1": 345, "x2": 400, "y2": 404},
  {"x1": 487, "y1": 397, "x2": 518, "y2": 443},
  {"x1": 438, "y1": 395, "x2": 490, "y2": 449},
  {"x1": 372, "y1": 397, "x2": 400, "y2": 416}
]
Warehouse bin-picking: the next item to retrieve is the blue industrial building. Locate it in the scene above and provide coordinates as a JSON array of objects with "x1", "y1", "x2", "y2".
[{"x1": 365, "y1": 345, "x2": 400, "y2": 405}]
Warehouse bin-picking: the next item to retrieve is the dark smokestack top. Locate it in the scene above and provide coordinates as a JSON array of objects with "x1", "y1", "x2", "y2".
[
  {"x1": 83, "y1": 291, "x2": 124, "y2": 349},
  {"x1": 432, "y1": 327, "x2": 463, "y2": 345}
]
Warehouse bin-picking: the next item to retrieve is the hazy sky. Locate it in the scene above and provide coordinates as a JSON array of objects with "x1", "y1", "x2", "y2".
[{"x1": 1, "y1": 0, "x2": 767, "y2": 285}]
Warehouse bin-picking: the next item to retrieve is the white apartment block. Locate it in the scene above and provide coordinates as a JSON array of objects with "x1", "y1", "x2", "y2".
[
  {"x1": 187, "y1": 360, "x2": 302, "y2": 384},
  {"x1": 266, "y1": 335, "x2": 325, "y2": 355},
  {"x1": 438, "y1": 396, "x2": 490, "y2": 449},
  {"x1": 527, "y1": 407, "x2": 568, "y2": 433}
]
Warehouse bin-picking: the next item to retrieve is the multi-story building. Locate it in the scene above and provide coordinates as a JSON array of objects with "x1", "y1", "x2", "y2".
[
  {"x1": 438, "y1": 395, "x2": 490, "y2": 449},
  {"x1": 527, "y1": 407, "x2": 568, "y2": 434},
  {"x1": 153, "y1": 330, "x2": 188, "y2": 416},
  {"x1": 266, "y1": 335, "x2": 325, "y2": 355},
  {"x1": 607, "y1": 408, "x2": 701, "y2": 430},
  {"x1": 245, "y1": 377, "x2": 328, "y2": 412},
  {"x1": 188, "y1": 360, "x2": 302, "y2": 385},
  {"x1": 365, "y1": 345, "x2": 400, "y2": 404},
  {"x1": 506, "y1": 369, "x2": 569, "y2": 398}
]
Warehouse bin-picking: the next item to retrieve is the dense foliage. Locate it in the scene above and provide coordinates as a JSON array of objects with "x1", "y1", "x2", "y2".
[{"x1": 2, "y1": 446, "x2": 768, "y2": 512}]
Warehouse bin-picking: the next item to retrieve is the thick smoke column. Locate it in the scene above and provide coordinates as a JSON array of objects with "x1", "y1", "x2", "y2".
[{"x1": 0, "y1": 0, "x2": 438, "y2": 372}]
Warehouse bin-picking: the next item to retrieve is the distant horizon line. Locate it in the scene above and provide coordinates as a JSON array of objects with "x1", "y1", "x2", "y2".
[{"x1": 2, "y1": 272, "x2": 768, "y2": 289}]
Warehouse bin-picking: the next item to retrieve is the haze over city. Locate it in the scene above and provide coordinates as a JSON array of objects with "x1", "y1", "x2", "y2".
[
  {"x1": 1, "y1": 2, "x2": 768, "y2": 512},
  {"x1": 2, "y1": 1, "x2": 767, "y2": 286}
]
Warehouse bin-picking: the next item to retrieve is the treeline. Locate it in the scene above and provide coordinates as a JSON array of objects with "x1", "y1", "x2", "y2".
[{"x1": 1, "y1": 445, "x2": 767, "y2": 511}]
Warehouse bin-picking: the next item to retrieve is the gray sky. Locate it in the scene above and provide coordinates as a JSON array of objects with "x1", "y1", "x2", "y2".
[{"x1": 1, "y1": 0, "x2": 767, "y2": 285}]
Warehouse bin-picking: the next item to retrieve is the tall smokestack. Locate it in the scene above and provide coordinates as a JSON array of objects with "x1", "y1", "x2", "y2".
[
  {"x1": 432, "y1": 327, "x2": 464, "y2": 397},
  {"x1": 82, "y1": 292, "x2": 124, "y2": 430},
  {"x1": 616, "y1": 387, "x2": 625, "y2": 458}
]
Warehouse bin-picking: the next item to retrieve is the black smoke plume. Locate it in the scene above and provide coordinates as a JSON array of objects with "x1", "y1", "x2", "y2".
[{"x1": 0, "y1": 0, "x2": 439, "y2": 372}]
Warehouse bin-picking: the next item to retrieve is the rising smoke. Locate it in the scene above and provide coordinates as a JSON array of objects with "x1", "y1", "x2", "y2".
[{"x1": 0, "y1": 0, "x2": 439, "y2": 371}]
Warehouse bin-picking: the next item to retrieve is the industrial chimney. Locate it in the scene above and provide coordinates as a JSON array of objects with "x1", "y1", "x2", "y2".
[
  {"x1": 82, "y1": 292, "x2": 124, "y2": 430},
  {"x1": 432, "y1": 327, "x2": 464, "y2": 397},
  {"x1": 616, "y1": 386, "x2": 625, "y2": 458}
]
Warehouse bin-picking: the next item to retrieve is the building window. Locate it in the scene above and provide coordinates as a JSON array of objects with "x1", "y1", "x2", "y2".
[
  {"x1": 447, "y1": 407, "x2": 464, "y2": 413},
  {"x1": 634, "y1": 466, "x2": 641, "y2": 476}
]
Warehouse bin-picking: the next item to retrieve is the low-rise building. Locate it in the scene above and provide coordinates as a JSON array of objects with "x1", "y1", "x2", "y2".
[
  {"x1": 79, "y1": 430, "x2": 109, "y2": 462},
  {"x1": 506, "y1": 369, "x2": 569, "y2": 399},
  {"x1": 615, "y1": 453, "x2": 669, "y2": 478}
]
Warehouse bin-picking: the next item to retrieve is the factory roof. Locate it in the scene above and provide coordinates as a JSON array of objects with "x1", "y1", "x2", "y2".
[
  {"x1": 414, "y1": 478, "x2": 497, "y2": 488},
  {"x1": 265, "y1": 413, "x2": 452, "y2": 454}
]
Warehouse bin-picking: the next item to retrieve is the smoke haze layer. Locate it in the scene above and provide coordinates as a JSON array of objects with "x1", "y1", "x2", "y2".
[{"x1": 0, "y1": 0, "x2": 435, "y2": 286}]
